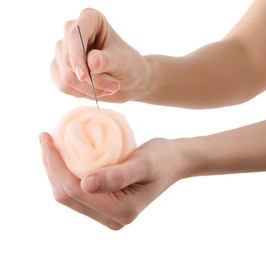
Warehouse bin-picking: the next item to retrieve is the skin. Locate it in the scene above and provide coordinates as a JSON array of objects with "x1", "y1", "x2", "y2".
[{"x1": 41, "y1": 0, "x2": 266, "y2": 230}]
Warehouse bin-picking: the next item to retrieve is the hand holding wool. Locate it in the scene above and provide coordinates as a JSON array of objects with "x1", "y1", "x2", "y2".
[{"x1": 53, "y1": 106, "x2": 136, "y2": 179}]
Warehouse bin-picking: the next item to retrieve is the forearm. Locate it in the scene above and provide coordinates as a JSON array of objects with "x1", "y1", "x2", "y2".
[
  {"x1": 138, "y1": 0, "x2": 266, "y2": 108},
  {"x1": 181, "y1": 120, "x2": 266, "y2": 179},
  {"x1": 141, "y1": 40, "x2": 263, "y2": 108}
]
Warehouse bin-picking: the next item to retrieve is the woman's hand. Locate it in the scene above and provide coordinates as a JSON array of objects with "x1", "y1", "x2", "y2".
[
  {"x1": 39, "y1": 132, "x2": 189, "y2": 230},
  {"x1": 51, "y1": 8, "x2": 150, "y2": 103}
]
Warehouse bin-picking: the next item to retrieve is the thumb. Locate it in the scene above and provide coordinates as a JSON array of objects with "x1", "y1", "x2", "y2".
[
  {"x1": 88, "y1": 49, "x2": 124, "y2": 75},
  {"x1": 80, "y1": 157, "x2": 147, "y2": 193}
]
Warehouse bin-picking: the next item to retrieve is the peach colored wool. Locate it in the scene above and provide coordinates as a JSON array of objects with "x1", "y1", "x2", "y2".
[{"x1": 53, "y1": 106, "x2": 136, "y2": 179}]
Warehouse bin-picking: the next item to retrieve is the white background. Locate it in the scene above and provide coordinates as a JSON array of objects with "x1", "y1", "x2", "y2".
[{"x1": 1, "y1": 0, "x2": 266, "y2": 259}]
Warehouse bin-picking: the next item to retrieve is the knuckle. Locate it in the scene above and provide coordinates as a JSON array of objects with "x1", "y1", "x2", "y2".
[
  {"x1": 53, "y1": 188, "x2": 70, "y2": 206},
  {"x1": 63, "y1": 185, "x2": 81, "y2": 201},
  {"x1": 66, "y1": 27, "x2": 76, "y2": 42},
  {"x1": 80, "y1": 7, "x2": 98, "y2": 17},
  {"x1": 107, "y1": 222, "x2": 124, "y2": 231},
  {"x1": 50, "y1": 54, "x2": 72, "y2": 93},
  {"x1": 116, "y1": 205, "x2": 139, "y2": 226},
  {"x1": 65, "y1": 18, "x2": 83, "y2": 41},
  {"x1": 79, "y1": 8, "x2": 106, "y2": 26},
  {"x1": 111, "y1": 168, "x2": 129, "y2": 190},
  {"x1": 57, "y1": 82, "x2": 70, "y2": 94},
  {"x1": 55, "y1": 41, "x2": 71, "y2": 69},
  {"x1": 118, "y1": 211, "x2": 137, "y2": 226},
  {"x1": 63, "y1": 52, "x2": 71, "y2": 68},
  {"x1": 61, "y1": 70, "x2": 77, "y2": 86},
  {"x1": 55, "y1": 40, "x2": 62, "y2": 54},
  {"x1": 64, "y1": 20, "x2": 74, "y2": 35},
  {"x1": 50, "y1": 59, "x2": 57, "y2": 79}
]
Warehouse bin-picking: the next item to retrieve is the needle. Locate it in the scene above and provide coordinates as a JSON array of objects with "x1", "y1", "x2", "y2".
[{"x1": 77, "y1": 25, "x2": 99, "y2": 109}]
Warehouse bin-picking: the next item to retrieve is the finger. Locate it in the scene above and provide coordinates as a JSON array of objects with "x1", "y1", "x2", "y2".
[
  {"x1": 80, "y1": 149, "x2": 150, "y2": 193},
  {"x1": 51, "y1": 56, "x2": 107, "y2": 98},
  {"x1": 63, "y1": 20, "x2": 88, "y2": 82},
  {"x1": 88, "y1": 49, "x2": 126, "y2": 79},
  {"x1": 39, "y1": 132, "x2": 123, "y2": 230},
  {"x1": 84, "y1": 73, "x2": 120, "y2": 99},
  {"x1": 88, "y1": 72, "x2": 120, "y2": 92},
  {"x1": 39, "y1": 132, "x2": 80, "y2": 190},
  {"x1": 88, "y1": 50, "x2": 126, "y2": 95},
  {"x1": 50, "y1": 58, "x2": 87, "y2": 98},
  {"x1": 65, "y1": 9, "x2": 105, "y2": 80},
  {"x1": 55, "y1": 40, "x2": 91, "y2": 95},
  {"x1": 63, "y1": 20, "x2": 75, "y2": 70},
  {"x1": 40, "y1": 132, "x2": 143, "y2": 226}
]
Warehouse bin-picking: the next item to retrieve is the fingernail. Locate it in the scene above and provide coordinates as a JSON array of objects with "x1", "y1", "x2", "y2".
[
  {"x1": 108, "y1": 82, "x2": 120, "y2": 92},
  {"x1": 99, "y1": 82, "x2": 120, "y2": 97},
  {"x1": 100, "y1": 90, "x2": 116, "y2": 97},
  {"x1": 82, "y1": 176, "x2": 101, "y2": 193},
  {"x1": 75, "y1": 65, "x2": 85, "y2": 80}
]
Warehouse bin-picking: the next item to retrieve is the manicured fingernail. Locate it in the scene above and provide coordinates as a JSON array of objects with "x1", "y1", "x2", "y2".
[
  {"x1": 108, "y1": 82, "x2": 120, "y2": 92},
  {"x1": 98, "y1": 83, "x2": 120, "y2": 97},
  {"x1": 82, "y1": 176, "x2": 101, "y2": 193},
  {"x1": 100, "y1": 90, "x2": 116, "y2": 97},
  {"x1": 75, "y1": 65, "x2": 85, "y2": 80}
]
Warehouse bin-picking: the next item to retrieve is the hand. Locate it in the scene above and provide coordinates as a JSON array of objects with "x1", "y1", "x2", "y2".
[
  {"x1": 51, "y1": 8, "x2": 150, "y2": 103},
  {"x1": 39, "y1": 132, "x2": 188, "y2": 230}
]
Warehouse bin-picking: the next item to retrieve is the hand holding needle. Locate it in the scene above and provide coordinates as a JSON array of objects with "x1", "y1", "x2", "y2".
[{"x1": 77, "y1": 25, "x2": 99, "y2": 109}]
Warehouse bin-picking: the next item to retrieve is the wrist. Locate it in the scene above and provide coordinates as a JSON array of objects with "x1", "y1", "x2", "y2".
[
  {"x1": 173, "y1": 136, "x2": 214, "y2": 180},
  {"x1": 176, "y1": 123, "x2": 266, "y2": 180},
  {"x1": 135, "y1": 55, "x2": 161, "y2": 103}
]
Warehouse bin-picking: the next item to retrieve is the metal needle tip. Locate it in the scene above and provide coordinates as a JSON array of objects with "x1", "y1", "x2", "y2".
[{"x1": 77, "y1": 25, "x2": 99, "y2": 109}]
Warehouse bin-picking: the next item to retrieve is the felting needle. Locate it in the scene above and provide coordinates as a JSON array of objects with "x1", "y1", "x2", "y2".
[{"x1": 77, "y1": 25, "x2": 99, "y2": 109}]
